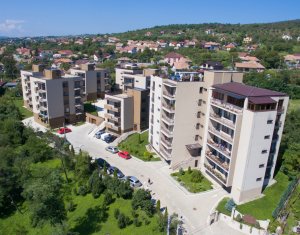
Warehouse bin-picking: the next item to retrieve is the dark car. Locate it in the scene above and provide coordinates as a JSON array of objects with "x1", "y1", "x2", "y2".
[
  {"x1": 96, "y1": 158, "x2": 110, "y2": 169},
  {"x1": 107, "y1": 166, "x2": 124, "y2": 178},
  {"x1": 104, "y1": 135, "x2": 116, "y2": 143}
]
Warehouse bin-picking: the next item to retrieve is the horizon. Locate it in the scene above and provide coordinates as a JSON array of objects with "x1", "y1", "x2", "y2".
[{"x1": 1, "y1": 0, "x2": 300, "y2": 37}]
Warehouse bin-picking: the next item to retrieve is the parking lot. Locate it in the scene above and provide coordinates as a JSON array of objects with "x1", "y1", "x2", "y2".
[{"x1": 24, "y1": 118, "x2": 244, "y2": 235}]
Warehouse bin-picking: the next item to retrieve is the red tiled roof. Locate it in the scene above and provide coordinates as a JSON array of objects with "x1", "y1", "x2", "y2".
[
  {"x1": 213, "y1": 82, "x2": 287, "y2": 97},
  {"x1": 164, "y1": 52, "x2": 184, "y2": 59},
  {"x1": 248, "y1": 96, "x2": 277, "y2": 104}
]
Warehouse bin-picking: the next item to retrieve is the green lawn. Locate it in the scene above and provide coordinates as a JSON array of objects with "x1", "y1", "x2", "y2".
[
  {"x1": 171, "y1": 169, "x2": 213, "y2": 193},
  {"x1": 288, "y1": 99, "x2": 300, "y2": 112},
  {"x1": 237, "y1": 172, "x2": 290, "y2": 220},
  {"x1": 216, "y1": 197, "x2": 231, "y2": 216},
  {"x1": 118, "y1": 131, "x2": 160, "y2": 161},
  {"x1": 0, "y1": 158, "x2": 164, "y2": 235},
  {"x1": 84, "y1": 102, "x2": 98, "y2": 116},
  {"x1": 13, "y1": 98, "x2": 33, "y2": 118}
]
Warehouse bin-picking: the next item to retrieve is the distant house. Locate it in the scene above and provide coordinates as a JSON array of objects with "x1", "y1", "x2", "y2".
[
  {"x1": 75, "y1": 59, "x2": 90, "y2": 66},
  {"x1": 235, "y1": 61, "x2": 265, "y2": 72},
  {"x1": 243, "y1": 36, "x2": 253, "y2": 44},
  {"x1": 169, "y1": 42, "x2": 177, "y2": 47},
  {"x1": 200, "y1": 61, "x2": 224, "y2": 70},
  {"x1": 117, "y1": 57, "x2": 131, "y2": 64},
  {"x1": 16, "y1": 47, "x2": 31, "y2": 56},
  {"x1": 173, "y1": 57, "x2": 192, "y2": 70},
  {"x1": 58, "y1": 50, "x2": 73, "y2": 58},
  {"x1": 93, "y1": 53, "x2": 101, "y2": 62},
  {"x1": 205, "y1": 29, "x2": 214, "y2": 35},
  {"x1": 247, "y1": 44, "x2": 258, "y2": 52},
  {"x1": 39, "y1": 50, "x2": 53, "y2": 58},
  {"x1": 203, "y1": 41, "x2": 220, "y2": 51},
  {"x1": 145, "y1": 31, "x2": 152, "y2": 37},
  {"x1": 164, "y1": 52, "x2": 185, "y2": 65},
  {"x1": 282, "y1": 34, "x2": 292, "y2": 41},
  {"x1": 3, "y1": 82, "x2": 17, "y2": 89},
  {"x1": 108, "y1": 37, "x2": 120, "y2": 43},
  {"x1": 239, "y1": 55, "x2": 260, "y2": 63},
  {"x1": 118, "y1": 46, "x2": 137, "y2": 54},
  {"x1": 284, "y1": 54, "x2": 300, "y2": 69},
  {"x1": 225, "y1": 43, "x2": 236, "y2": 51}
]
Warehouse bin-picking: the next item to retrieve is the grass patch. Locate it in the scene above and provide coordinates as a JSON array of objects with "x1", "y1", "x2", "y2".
[
  {"x1": 73, "y1": 121, "x2": 86, "y2": 126},
  {"x1": 288, "y1": 99, "x2": 300, "y2": 112},
  {"x1": 171, "y1": 169, "x2": 213, "y2": 193},
  {"x1": 13, "y1": 98, "x2": 33, "y2": 118},
  {"x1": 84, "y1": 102, "x2": 98, "y2": 116},
  {"x1": 237, "y1": 172, "x2": 290, "y2": 220},
  {"x1": 118, "y1": 131, "x2": 160, "y2": 161},
  {"x1": 0, "y1": 158, "x2": 164, "y2": 235},
  {"x1": 216, "y1": 197, "x2": 231, "y2": 216}
]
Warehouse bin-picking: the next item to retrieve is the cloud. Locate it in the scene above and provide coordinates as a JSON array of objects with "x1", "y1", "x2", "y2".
[{"x1": 0, "y1": 19, "x2": 25, "y2": 33}]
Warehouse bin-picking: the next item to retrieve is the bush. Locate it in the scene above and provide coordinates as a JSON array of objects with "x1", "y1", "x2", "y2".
[
  {"x1": 236, "y1": 214, "x2": 242, "y2": 222},
  {"x1": 103, "y1": 191, "x2": 114, "y2": 205},
  {"x1": 133, "y1": 217, "x2": 141, "y2": 227},
  {"x1": 114, "y1": 208, "x2": 120, "y2": 219},
  {"x1": 190, "y1": 170, "x2": 203, "y2": 183},
  {"x1": 179, "y1": 168, "x2": 184, "y2": 176},
  {"x1": 188, "y1": 166, "x2": 192, "y2": 174},
  {"x1": 66, "y1": 201, "x2": 76, "y2": 212},
  {"x1": 132, "y1": 189, "x2": 154, "y2": 216},
  {"x1": 78, "y1": 185, "x2": 88, "y2": 196},
  {"x1": 118, "y1": 213, "x2": 126, "y2": 229}
]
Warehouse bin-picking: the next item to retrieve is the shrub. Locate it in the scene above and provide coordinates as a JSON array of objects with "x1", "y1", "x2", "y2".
[
  {"x1": 114, "y1": 208, "x2": 120, "y2": 219},
  {"x1": 240, "y1": 223, "x2": 243, "y2": 229},
  {"x1": 190, "y1": 170, "x2": 203, "y2": 183},
  {"x1": 103, "y1": 191, "x2": 114, "y2": 205},
  {"x1": 78, "y1": 185, "x2": 88, "y2": 196},
  {"x1": 188, "y1": 166, "x2": 192, "y2": 174},
  {"x1": 66, "y1": 201, "x2": 76, "y2": 212},
  {"x1": 179, "y1": 168, "x2": 184, "y2": 176},
  {"x1": 131, "y1": 210, "x2": 139, "y2": 218},
  {"x1": 236, "y1": 214, "x2": 242, "y2": 222},
  {"x1": 133, "y1": 217, "x2": 141, "y2": 227},
  {"x1": 156, "y1": 199, "x2": 161, "y2": 213},
  {"x1": 118, "y1": 213, "x2": 126, "y2": 229}
]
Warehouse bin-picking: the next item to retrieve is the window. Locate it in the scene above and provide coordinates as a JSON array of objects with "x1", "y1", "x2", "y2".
[
  {"x1": 256, "y1": 178, "x2": 262, "y2": 182},
  {"x1": 204, "y1": 88, "x2": 207, "y2": 92},
  {"x1": 195, "y1": 135, "x2": 199, "y2": 141},
  {"x1": 157, "y1": 119, "x2": 159, "y2": 123},
  {"x1": 198, "y1": 99, "x2": 202, "y2": 106},
  {"x1": 262, "y1": 150, "x2": 268, "y2": 154},
  {"x1": 197, "y1": 111, "x2": 201, "y2": 118},
  {"x1": 159, "y1": 84, "x2": 161, "y2": 88},
  {"x1": 259, "y1": 164, "x2": 265, "y2": 168},
  {"x1": 267, "y1": 120, "x2": 273, "y2": 124},
  {"x1": 196, "y1": 123, "x2": 200, "y2": 130},
  {"x1": 199, "y1": 87, "x2": 203, "y2": 94},
  {"x1": 157, "y1": 108, "x2": 160, "y2": 112},
  {"x1": 264, "y1": 135, "x2": 270, "y2": 139}
]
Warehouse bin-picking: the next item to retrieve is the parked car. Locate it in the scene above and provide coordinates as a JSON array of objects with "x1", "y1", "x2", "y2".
[
  {"x1": 125, "y1": 176, "x2": 142, "y2": 187},
  {"x1": 118, "y1": 151, "x2": 131, "y2": 160},
  {"x1": 95, "y1": 130, "x2": 105, "y2": 139},
  {"x1": 57, "y1": 127, "x2": 71, "y2": 134},
  {"x1": 96, "y1": 158, "x2": 110, "y2": 169},
  {"x1": 107, "y1": 166, "x2": 124, "y2": 178},
  {"x1": 101, "y1": 133, "x2": 111, "y2": 141},
  {"x1": 104, "y1": 135, "x2": 116, "y2": 143},
  {"x1": 105, "y1": 146, "x2": 119, "y2": 154}
]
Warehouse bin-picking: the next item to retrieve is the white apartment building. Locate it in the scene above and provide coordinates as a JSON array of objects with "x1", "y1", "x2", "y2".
[
  {"x1": 203, "y1": 82, "x2": 288, "y2": 203},
  {"x1": 21, "y1": 64, "x2": 110, "y2": 128},
  {"x1": 69, "y1": 63, "x2": 110, "y2": 100},
  {"x1": 115, "y1": 64, "x2": 156, "y2": 92},
  {"x1": 149, "y1": 70, "x2": 288, "y2": 203},
  {"x1": 149, "y1": 71, "x2": 243, "y2": 169}
]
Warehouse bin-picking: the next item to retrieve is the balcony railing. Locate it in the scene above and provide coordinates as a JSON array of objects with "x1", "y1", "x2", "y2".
[
  {"x1": 211, "y1": 98, "x2": 243, "y2": 114},
  {"x1": 163, "y1": 91, "x2": 176, "y2": 99},
  {"x1": 207, "y1": 139, "x2": 231, "y2": 157},
  {"x1": 277, "y1": 106, "x2": 285, "y2": 113},
  {"x1": 104, "y1": 104, "x2": 120, "y2": 112},
  {"x1": 161, "y1": 114, "x2": 174, "y2": 124},
  {"x1": 161, "y1": 126, "x2": 174, "y2": 136},
  {"x1": 105, "y1": 113, "x2": 120, "y2": 122},
  {"x1": 209, "y1": 113, "x2": 236, "y2": 129},
  {"x1": 160, "y1": 148, "x2": 172, "y2": 160},
  {"x1": 162, "y1": 102, "x2": 175, "y2": 112},
  {"x1": 205, "y1": 151, "x2": 229, "y2": 171},
  {"x1": 208, "y1": 126, "x2": 233, "y2": 143},
  {"x1": 204, "y1": 163, "x2": 227, "y2": 185},
  {"x1": 105, "y1": 122, "x2": 121, "y2": 132},
  {"x1": 161, "y1": 138, "x2": 172, "y2": 149}
]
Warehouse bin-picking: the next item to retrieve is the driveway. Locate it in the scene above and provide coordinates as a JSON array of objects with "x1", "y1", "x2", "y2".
[{"x1": 60, "y1": 122, "x2": 244, "y2": 235}]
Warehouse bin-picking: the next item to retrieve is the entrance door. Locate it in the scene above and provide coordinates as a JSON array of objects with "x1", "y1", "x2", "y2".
[{"x1": 194, "y1": 160, "x2": 198, "y2": 167}]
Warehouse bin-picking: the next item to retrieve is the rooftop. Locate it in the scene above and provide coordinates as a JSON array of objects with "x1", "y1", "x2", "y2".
[{"x1": 213, "y1": 82, "x2": 287, "y2": 97}]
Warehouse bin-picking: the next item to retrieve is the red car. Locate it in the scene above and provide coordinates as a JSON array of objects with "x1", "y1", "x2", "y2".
[
  {"x1": 57, "y1": 127, "x2": 72, "y2": 134},
  {"x1": 118, "y1": 151, "x2": 131, "y2": 160}
]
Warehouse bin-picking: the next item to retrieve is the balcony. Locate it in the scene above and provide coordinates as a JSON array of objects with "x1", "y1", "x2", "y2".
[
  {"x1": 211, "y1": 98, "x2": 243, "y2": 114},
  {"x1": 163, "y1": 80, "x2": 177, "y2": 88},
  {"x1": 39, "y1": 106, "x2": 47, "y2": 111},
  {"x1": 209, "y1": 113, "x2": 236, "y2": 129},
  {"x1": 104, "y1": 113, "x2": 120, "y2": 122},
  {"x1": 204, "y1": 163, "x2": 227, "y2": 185},
  {"x1": 160, "y1": 138, "x2": 172, "y2": 149},
  {"x1": 105, "y1": 122, "x2": 121, "y2": 132},
  {"x1": 205, "y1": 151, "x2": 229, "y2": 171},
  {"x1": 207, "y1": 139, "x2": 231, "y2": 158},
  {"x1": 161, "y1": 114, "x2": 174, "y2": 124},
  {"x1": 162, "y1": 102, "x2": 175, "y2": 113},
  {"x1": 162, "y1": 91, "x2": 176, "y2": 100},
  {"x1": 74, "y1": 86, "x2": 81, "y2": 90},
  {"x1": 208, "y1": 125, "x2": 233, "y2": 143},
  {"x1": 104, "y1": 104, "x2": 120, "y2": 112},
  {"x1": 161, "y1": 126, "x2": 173, "y2": 137},
  {"x1": 160, "y1": 148, "x2": 172, "y2": 160},
  {"x1": 277, "y1": 106, "x2": 285, "y2": 114}
]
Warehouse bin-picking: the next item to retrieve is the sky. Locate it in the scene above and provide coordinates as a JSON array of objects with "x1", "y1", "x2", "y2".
[{"x1": 0, "y1": 0, "x2": 299, "y2": 37}]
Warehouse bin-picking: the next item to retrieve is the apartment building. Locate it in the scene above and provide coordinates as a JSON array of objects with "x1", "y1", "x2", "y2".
[
  {"x1": 115, "y1": 63, "x2": 156, "y2": 92},
  {"x1": 21, "y1": 65, "x2": 85, "y2": 128},
  {"x1": 203, "y1": 82, "x2": 288, "y2": 203},
  {"x1": 104, "y1": 87, "x2": 149, "y2": 135},
  {"x1": 69, "y1": 63, "x2": 110, "y2": 100},
  {"x1": 149, "y1": 71, "x2": 243, "y2": 169}
]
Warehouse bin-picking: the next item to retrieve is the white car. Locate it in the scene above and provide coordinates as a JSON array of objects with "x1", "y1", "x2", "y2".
[
  {"x1": 105, "y1": 146, "x2": 119, "y2": 154},
  {"x1": 100, "y1": 133, "x2": 111, "y2": 141}
]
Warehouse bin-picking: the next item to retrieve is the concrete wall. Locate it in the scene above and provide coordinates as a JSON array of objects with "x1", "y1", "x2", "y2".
[{"x1": 121, "y1": 96, "x2": 134, "y2": 131}]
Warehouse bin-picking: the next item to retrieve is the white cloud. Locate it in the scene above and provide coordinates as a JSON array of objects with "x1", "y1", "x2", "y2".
[{"x1": 0, "y1": 19, "x2": 25, "y2": 33}]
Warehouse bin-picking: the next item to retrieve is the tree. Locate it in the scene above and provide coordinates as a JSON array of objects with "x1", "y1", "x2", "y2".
[
  {"x1": 156, "y1": 199, "x2": 161, "y2": 213},
  {"x1": 22, "y1": 170, "x2": 66, "y2": 227},
  {"x1": 88, "y1": 171, "x2": 105, "y2": 198},
  {"x1": 1, "y1": 55, "x2": 18, "y2": 80},
  {"x1": 282, "y1": 143, "x2": 300, "y2": 177},
  {"x1": 74, "y1": 152, "x2": 93, "y2": 185},
  {"x1": 132, "y1": 189, "x2": 154, "y2": 216},
  {"x1": 60, "y1": 63, "x2": 71, "y2": 71}
]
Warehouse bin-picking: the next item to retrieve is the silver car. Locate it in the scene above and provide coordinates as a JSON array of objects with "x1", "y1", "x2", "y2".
[
  {"x1": 105, "y1": 146, "x2": 119, "y2": 154},
  {"x1": 126, "y1": 176, "x2": 142, "y2": 187}
]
